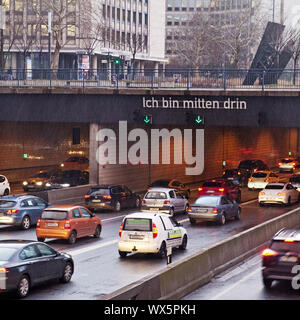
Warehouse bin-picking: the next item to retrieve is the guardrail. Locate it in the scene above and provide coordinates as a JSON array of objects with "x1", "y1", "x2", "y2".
[{"x1": 0, "y1": 68, "x2": 300, "y2": 90}]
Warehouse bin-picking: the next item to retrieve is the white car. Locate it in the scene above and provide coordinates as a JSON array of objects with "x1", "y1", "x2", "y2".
[
  {"x1": 118, "y1": 212, "x2": 188, "y2": 258},
  {"x1": 248, "y1": 171, "x2": 280, "y2": 190},
  {"x1": 0, "y1": 175, "x2": 10, "y2": 196},
  {"x1": 258, "y1": 183, "x2": 299, "y2": 206},
  {"x1": 278, "y1": 158, "x2": 298, "y2": 173}
]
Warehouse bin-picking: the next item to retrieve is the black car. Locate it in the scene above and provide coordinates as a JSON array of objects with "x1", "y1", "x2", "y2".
[
  {"x1": 237, "y1": 159, "x2": 269, "y2": 179},
  {"x1": 0, "y1": 240, "x2": 73, "y2": 298},
  {"x1": 47, "y1": 170, "x2": 89, "y2": 189},
  {"x1": 262, "y1": 228, "x2": 300, "y2": 289},
  {"x1": 85, "y1": 184, "x2": 141, "y2": 212},
  {"x1": 222, "y1": 169, "x2": 247, "y2": 187}
]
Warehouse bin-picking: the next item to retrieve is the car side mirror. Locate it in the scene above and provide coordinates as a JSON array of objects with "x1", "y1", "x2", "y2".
[
  {"x1": 91, "y1": 213, "x2": 96, "y2": 217},
  {"x1": 176, "y1": 222, "x2": 182, "y2": 227}
]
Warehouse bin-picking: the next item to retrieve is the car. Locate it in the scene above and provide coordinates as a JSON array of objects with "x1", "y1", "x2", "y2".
[
  {"x1": 0, "y1": 240, "x2": 73, "y2": 298},
  {"x1": 141, "y1": 188, "x2": 189, "y2": 216},
  {"x1": 0, "y1": 175, "x2": 10, "y2": 196},
  {"x1": 36, "y1": 205, "x2": 102, "y2": 244},
  {"x1": 45, "y1": 170, "x2": 89, "y2": 189},
  {"x1": 258, "y1": 182, "x2": 299, "y2": 206},
  {"x1": 118, "y1": 211, "x2": 188, "y2": 258},
  {"x1": 0, "y1": 195, "x2": 49, "y2": 230},
  {"x1": 278, "y1": 157, "x2": 298, "y2": 173},
  {"x1": 198, "y1": 179, "x2": 241, "y2": 203},
  {"x1": 148, "y1": 179, "x2": 190, "y2": 198},
  {"x1": 289, "y1": 174, "x2": 300, "y2": 192},
  {"x1": 237, "y1": 159, "x2": 269, "y2": 179},
  {"x1": 187, "y1": 195, "x2": 241, "y2": 225},
  {"x1": 293, "y1": 164, "x2": 300, "y2": 175},
  {"x1": 247, "y1": 171, "x2": 280, "y2": 190},
  {"x1": 85, "y1": 184, "x2": 141, "y2": 212},
  {"x1": 22, "y1": 169, "x2": 61, "y2": 192},
  {"x1": 222, "y1": 169, "x2": 247, "y2": 187},
  {"x1": 60, "y1": 156, "x2": 89, "y2": 171},
  {"x1": 262, "y1": 228, "x2": 300, "y2": 289}
]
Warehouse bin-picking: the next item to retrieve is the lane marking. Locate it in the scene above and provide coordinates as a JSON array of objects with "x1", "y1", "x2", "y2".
[
  {"x1": 240, "y1": 199, "x2": 258, "y2": 206},
  {"x1": 67, "y1": 239, "x2": 118, "y2": 256},
  {"x1": 101, "y1": 215, "x2": 126, "y2": 222}
]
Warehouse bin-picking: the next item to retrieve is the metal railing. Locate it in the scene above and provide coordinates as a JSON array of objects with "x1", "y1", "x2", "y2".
[{"x1": 0, "y1": 68, "x2": 299, "y2": 90}]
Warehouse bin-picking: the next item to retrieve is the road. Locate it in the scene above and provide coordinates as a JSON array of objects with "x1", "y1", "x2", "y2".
[{"x1": 0, "y1": 185, "x2": 299, "y2": 300}]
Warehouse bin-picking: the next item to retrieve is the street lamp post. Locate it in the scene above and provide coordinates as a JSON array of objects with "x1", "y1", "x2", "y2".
[
  {"x1": 48, "y1": 12, "x2": 52, "y2": 70},
  {"x1": 0, "y1": 1, "x2": 5, "y2": 72}
]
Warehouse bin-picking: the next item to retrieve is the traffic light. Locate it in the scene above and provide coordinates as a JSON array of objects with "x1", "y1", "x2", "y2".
[
  {"x1": 143, "y1": 114, "x2": 152, "y2": 125},
  {"x1": 115, "y1": 58, "x2": 120, "y2": 65},
  {"x1": 185, "y1": 111, "x2": 204, "y2": 126},
  {"x1": 23, "y1": 153, "x2": 28, "y2": 160}
]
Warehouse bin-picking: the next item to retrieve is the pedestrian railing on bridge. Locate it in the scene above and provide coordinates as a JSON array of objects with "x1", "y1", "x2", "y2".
[{"x1": 0, "y1": 68, "x2": 299, "y2": 90}]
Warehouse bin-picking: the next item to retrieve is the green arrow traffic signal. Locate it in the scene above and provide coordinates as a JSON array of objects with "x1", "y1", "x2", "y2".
[
  {"x1": 143, "y1": 115, "x2": 152, "y2": 124},
  {"x1": 195, "y1": 115, "x2": 204, "y2": 125}
]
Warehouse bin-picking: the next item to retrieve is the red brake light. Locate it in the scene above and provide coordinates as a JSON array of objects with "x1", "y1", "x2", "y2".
[
  {"x1": 119, "y1": 222, "x2": 123, "y2": 237},
  {"x1": 284, "y1": 239, "x2": 295, "y2": 243},
  {"x1": 187, "y1": 207, "x2": 192, "y2": 213},
  {"x1": 103, "y1": 195, "x2": 112, "y2": 199},
  {"x1": 219, "y1": 188, "x2": 224, "y2": 192},
  {"x1": 198, "y1": 187, "x2": 203, "y2": 191},
  {"x1": 0, "y1": 267, "x2": 8, "y2": 273},
  {"x1": 164, "y1": 200, "x2": 170, "y2": 205},
  {"x1": 278, "y1": 162, "x2": 282, "y2": 166},
  {"x1": 262, "y1": 248, "x2": 278, "y2": 257},
  {"x1": 211, "y1": 208, "x2": 218, "y2": 213},
  {"x1": 84, "y1": 195, "x2": 90, "y2": 199},
  {"x1": 142, "y1": 200, "x2": 146, "y2": 204},
  {"x1": 7, "y1": 209, "x2": 19, "y2": 214},
  {"x1": 37, "y1": 219, "x2": 40, "y2": 228},
  {"x1": 152, "y1": 223, "x2": 158, "y2": 239},
  {"x1": 64, "y1": 220, "x2": 71, "y2": 229},
  {"x1": 293, "y1": 162, "x2": 296, "y2": 166}
]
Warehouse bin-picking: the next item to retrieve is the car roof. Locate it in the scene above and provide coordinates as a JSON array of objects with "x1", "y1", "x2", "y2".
[
  {"x1": 44, "y1": 205, "x2": 83, "y2": 211},
  {"x1": 123, "y1": 212, "x2": 172, "y2": 219},
  {"x1": 90, "y1": 184, "x2": 120, "y2": 189},
  {"x1": 0, "y1": 195, "x2": 40, "y2": 201},
  {"x1": 0, "y1": 240, "x2": 38, "y2": 248},
  {"x1": 273, "y1": 229, "x2": 300, "y2": 242},
  {"x1": 146, "y1": 187, "x2": 175, "y2": 192}
]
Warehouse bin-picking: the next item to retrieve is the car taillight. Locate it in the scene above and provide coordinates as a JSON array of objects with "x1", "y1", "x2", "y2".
[
  {"x1": 0, "y1": 267, "x2": 8, "y2": 273},
  {"x1": 37, "y1": 219, "x2": 40, "y2": 228},
  {"x1": 211, "y1": 208, "x2": 218, "y2": 213},
  {"x1": 7, "y1": 209, "x2": 19, "y2": 214},
  {"x1": 164, "y1": 200, "x2": 170, "y2": 205},
  {"x1": 187, "y1": 207, "x2": 192, "y2": 213},
  {"x1": 152, "y1": 223, "x2": 158, "y2": 239},
  {"x1": 219, "y1": 188, "x2": 224, "y2": 192},
  {"x1": 277, "y1": 192, "x2": 286, "y2": 196},
  {"x1": 292, "y1": 162, "x2": 296, "y2": 166},
  {"x1": 259, "y1": 192, "x2": 265, "y2": 196},
  {"x1": 284, "y1": 239, "x2": 295, "y2": 243},
  {"x1": 198, "y1": 187, "x2": 203, "y2": 191},
  {"x1": 264, "y1": 179, "x2": 268, "y2": 182},
  {"x1": 84, "y1": 195, "x2": 90, "y2": 199},
  {"x1": 119, "y1": 222, "x2": 123, "y2": 237},
  {"x1": 262, "y1": 248, "x2": 278, "y2": 257},
  {"x1": 278, "y1": 162, "x2": 282, "y2": 166},
  {"x1": 249, "y1": 178, "x2": 253, "y2": 182},
  {"x1": 142, "y1": 200, "x2": 146, "y2": 205},
  {"x1": 64, "y1": 220, "x2": 71, "y2": 229},
  {"x1": 103, "y1": 195, "x2": 112, "y2": 199}
]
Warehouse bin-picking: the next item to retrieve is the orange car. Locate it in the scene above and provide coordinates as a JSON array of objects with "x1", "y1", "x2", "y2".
[{"x1": 36, "y1": 205, "x2": 102, "y2": 244}]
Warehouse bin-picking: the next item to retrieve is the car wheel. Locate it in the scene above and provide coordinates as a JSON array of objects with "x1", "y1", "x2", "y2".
[
  {"x1": 169, "y1": 207, "x2": 175, "y2": 217},
  {"x1": 94, "y1": 225, "x2": 102, "y2": 238},
  {"x1": 119, "y1": 251, "x2": 127, "y2": 258},
  {"x1": 21, "y1": 216, "x2": 31, "y2": 230},
  {"x1": 68, "y1": 231, "x2": 77, "y2": 244},
  {"x1": 3, "y1": 189, "x2": 9, "y2": 196},
  {"x1": 16, "y1": 275, "x2": 30, "y2": 298},
  {"x1": 59, "y1": 262, "x2": 73, "y2": 283},
  {"x1": 158, "y1": 241, "x2": 167, "y2": 259},
  {"x1": 219, "y1": 213, "x2": 226, "y2": 226},
  {"x1": 114, "y1": 201, "x2": 121, "y2": 212},
  {"x1": 259, "y1": 202, "x2": 264, "y2": 207},
  {"x1": 37, "y1": 237, "x2": 45, "y2": 242},
  {"x1": 235, "y1": 208, "x2": 241, "y2": 220},
  {"x1": 135, "y1": 197, "x2": 141, "y2": 208},
  {"x1": 179, "y1": 235, "x2": 188, "y2": 250},
  {"x1": 263, "y1": 278, "x2": 273, "y2": 289},
  {"x1": 189, "y1": 218, "x2": 196, "y2": 225}
]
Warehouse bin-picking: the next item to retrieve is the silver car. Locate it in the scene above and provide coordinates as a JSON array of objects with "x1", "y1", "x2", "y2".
[{"x1": 141, "y1": 188, "x2": 189, "y2": 216}]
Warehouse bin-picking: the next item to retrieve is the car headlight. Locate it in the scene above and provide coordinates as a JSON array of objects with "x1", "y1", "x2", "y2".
[
  {"x1": 23, "y1": 181, "x2": 28, "y2": 186},
  {"x1": 61, "y1": 183, "x2": 70, "y2": 188},
  {"x1": 45, "y1": 183, "x2": 51, "y2": 187},
  {"x1": 60, "y1": 163, "x2": 64, "y2": 167},
  {"x1": 36, "y1": 182, "x2": 43, "y2": 186}
]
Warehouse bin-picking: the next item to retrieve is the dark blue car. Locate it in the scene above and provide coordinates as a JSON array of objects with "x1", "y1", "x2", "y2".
[{"x1": 0, "y1": 195, "x2": 49, "y2": 230}]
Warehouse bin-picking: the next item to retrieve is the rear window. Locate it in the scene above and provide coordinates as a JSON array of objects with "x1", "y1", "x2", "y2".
[
  {"x1": 202, "y1": 182, "x2": 222, "y2": 188},
  {"x1": 252, "y1": 172, "x2": 267, "y2": 178},
  {"x1": 0, "y1": 200, "x2": 17, "y2": 208},
  {"x1": 145, "y1": 192, "x2": 167, "y2": 199},
  {"x1": 41, "y1": 210, "x2": 69, "y2": 220},
  {"x1": 194, "y1": 196, "x2": 220, "y2": 206},
  {"x1": 0, "y1": 247, "x2": 18, "y2": 261},
  {"x1": 281, "y1": 159, "x2": 295, "y2": 163},
  {"x1": 238, "y1": 160, "x2": 254, "y2": 168},
  {"x1": 88, "y1": 188, "x2": 110, "y2": 195},
  {"x1": 270, "y1": 240, "x2": 300, "y2": 253},
  {"x1": 265, "y1": 184, "x2": 284, "y2": 190},
  {"x1": 123, "y1": 218, "x2": 152, "y2": 231}
]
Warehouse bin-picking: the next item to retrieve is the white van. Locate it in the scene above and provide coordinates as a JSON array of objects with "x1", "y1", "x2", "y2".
[{"x1": 118, "y1": 212, "x2": 188, "y2": 258}]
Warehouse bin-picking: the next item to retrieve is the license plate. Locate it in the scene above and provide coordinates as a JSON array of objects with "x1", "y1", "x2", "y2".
[
  {"x1": 46, "y1": 222, "x2": 58, "y2": 227},
  {"x1": 206, "y1": 190, "x2": 215, "y2": 193},
  {"x1": 280, "y1": 256, "x2": 298, "y2": 263},
  {"x1": 129, "y1": 234, "x2": 144, "y2": 240},
  {"x1": 150, "y1": 208, "x2": 159, "y2": 211},
  {"x1": 92, "y1": 200, "x2": 101, "y2": 203},
  {"x1": 197, "y1": 209, "x2": 208, "y2": 213}
]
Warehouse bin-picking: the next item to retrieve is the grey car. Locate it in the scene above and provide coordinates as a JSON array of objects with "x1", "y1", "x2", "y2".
[
  {"x1": 188, "y1": 195, "x2": 241, "y2": 225},
  {"x1": 141, "y1": 188, "x2": 189, "y2": 216}
]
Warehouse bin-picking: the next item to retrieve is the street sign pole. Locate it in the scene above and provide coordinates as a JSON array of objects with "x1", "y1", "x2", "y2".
[{"x1": 0, "y1": 3, "x2": 5, "y2": 71}]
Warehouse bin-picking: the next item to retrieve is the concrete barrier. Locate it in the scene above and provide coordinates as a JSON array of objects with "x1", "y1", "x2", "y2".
[{"x1": 101, "y1": 207, "x2": 300, "y2": 300}]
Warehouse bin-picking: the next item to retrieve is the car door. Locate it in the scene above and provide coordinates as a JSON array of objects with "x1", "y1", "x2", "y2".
[
  {"x1": 79, "y1": 207, "x2": 95, "y2": 235},
  {"x1": 33, "y1": 198, "x2": 48, "y2": 223},
  {"x1": 0, "y1": 175, "x2": 5, "y2": 195},
  {"x1": 220, "y1": 196, "x2": 233, "y2": 218},
  {"x1": 287, "y1": 184, "x2": 298, "y2": 203},
  {"x1": 71, "y1": 208, "x2": 85, "y2": 237},
  {"x1": 25, "y1": 198, "x2": 42, "y2": 225},
  {"x1": 168, "y1": 190, "x2": 177, "y2": 212},
  {"x1": 175, "y1": 191, "x2": 185, "y2": 211},
  {"x1": 160, "y1": 216, "x2": 182, "y2": 249}
]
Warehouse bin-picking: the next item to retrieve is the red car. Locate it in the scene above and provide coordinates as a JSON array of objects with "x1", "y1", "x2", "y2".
[{"x1": 198, "y1": 179, "x2": 241, "y2": 202}]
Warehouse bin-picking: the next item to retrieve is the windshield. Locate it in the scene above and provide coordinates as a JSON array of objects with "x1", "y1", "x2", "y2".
[
  {"x1": 271, "y1": 240, "x2": 300, "y2": 253},
  {"x1": 238, "y1": 160, "x2": 254, "y2": 168},
  {"x1": 123, "y1": 218, "x2": 152, "y2": 231},
  {"x1": 41, "y1": 210, "x2": 68, "y2": 220},
  {"x1": 0, "y1": 247, "x2": 18, "y2": 261},
  {"x1": 145, "y1": 192, "x2": 167, "y2": 199},
  {"x1": 265, "y1": 184, "x2": 284, "y2": 190},
  {"x1": 0, "y1": 200, "x2": 17, "y2": 208},
  {"x1": 224, "y1": 170, "x2": 237, "y2": 176},
  {"x1": 194, "y1": 196, "x2": 220, "y2": 206},
  {"x1": 252, "y1": 172, "x2": 267, "y2": 178},
  {"x1": 203, "y1": 182, "x2": 222, "y2": 188},
  {"x1": 88, "y1": 188, "x2": 110, "y2": 195}
]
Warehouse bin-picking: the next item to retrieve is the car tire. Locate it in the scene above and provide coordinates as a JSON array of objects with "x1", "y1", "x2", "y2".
[
  {"x1": 263, "y1": 278, "x2": 273, "y2": 289},
  {"x1": 219, "y1": 213, "x2": 226, "y2": 226},
  {"x1": 158, "y1": 241, "x2": 167, "y2": 259},
  {"x1": 189, "y1": 218, "x2": 196, "y2": 225},
  {"x1": 94, "y1": 225, "x2": 102, "y2": 238},
  {"x1": 3, "y1": 189, "x2": 9, "y2": 196},
  {"x1": 16, "y1": 275, "x2": 30, "y2": 298},
  {"x1": 68, "y1": 231, "x2": 77, "y2": 244},
  {"x1": 169, "y1": 207, "x2": 175, "y2": 217},
  {"x1": 37, "y1": 237, "x2": 45, "y2": 242},
  {"x1": 21, "y1": 216, "x2": 31, "y2": 230},
  {"x1": 259, "y1": 202, "x2": 264, "y2": 207},
  {"x1": 179, "y1": 235, "x2": 188, "y2": 250},
  {"x1": 235, "y1": 208, "x2": 241, "y2": 220},
  {"x1": 114, "y1": 201, "x2": 121, "y2": 212},
  {"x1": 119, "y1": 251, "x2": 127, "y2": 258},
  {"x1": 59, "y1": 262, "x2": 73, "y2": 283}
]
